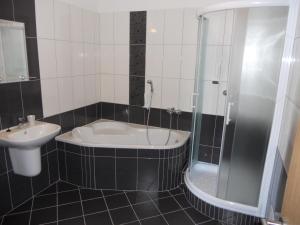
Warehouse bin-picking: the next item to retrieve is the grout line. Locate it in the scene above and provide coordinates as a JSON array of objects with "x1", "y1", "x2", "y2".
[
  {"x1": 123, "y1": 191, "x2": 141, "y2": 225},
  {"x1": 77, "y1": 186, "x2": 87, "y2": 225},
  {"x1": 28, "y1": 194, "x2": 34, "y2": 225},
  {"x1": 100, "y1": 189, "x2": 115, "y2": 225}
]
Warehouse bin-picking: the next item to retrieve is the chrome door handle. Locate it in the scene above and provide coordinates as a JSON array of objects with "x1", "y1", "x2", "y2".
[{"x1": 226, "y1": 102, "x2": 234, "y2": 125}]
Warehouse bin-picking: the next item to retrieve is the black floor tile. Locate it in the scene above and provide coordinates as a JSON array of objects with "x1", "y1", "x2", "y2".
[
  {"x1": 85, "y1": 211, "x2": 113, "y2": 225},
  {"x1": 38, "y1": 183, "x2": 57, "y2": 196},
  {"x1": 102, "y1": 190, "x2": 122, "y2": 196},
  {"x1": 126, "y1": 191, "x2": 150, "y2": 204},
  {"x1": 163, "y1": 210, "x2": 195, "y2": 225},
  {"x1": 141, "y1": 216, "x2": 168, "y2": 225},
  {"x1": 174, "y1": 194, "x2": 191, "y2": 208},
  {"x1": 58, "y1": 190, "x2": 80, "y2": 205},
  {"x1": 9, "y1": 199, "x2": 32, "y2": 214},
  {"x1": 132, "y1": 201, "x2": 160, "y2": 220},
  {"x1": 185, "y1": 207, "x2": 211, "y2": 224},
  {"x1": 202, "y1": 219, "x2": 222, "y2": 225},
  {"x1": 33, "y1": 193, "x2": 57, "y2": 210},
  {"x1": 58, "y1": 216, "x2": 85, "y2": 225},
  {"x1": 105, "y1": 193, "x2": 130, "y2": 209},
  {"x1": 2, "y1": 212, "x2": 30, "y2": 225},
  {"x1": 110, "y1": 206, "x2": 137, "y2": 225},
  {"x1": 58, "y1": 202, "x2": 83, "y2": 220},
  {"x1": 30, "y1": 206, "x2": 57, "y2": 225},
  {"x1": 82, "y1": 198, "x2": 107, "y2": 214},
  {"x1": 169, "y1": 188, "x2": 183, "y2": 195},
  {"x1": 57, "y1": 181, "x2": 78, "y2": 192},
  {"x1": 126, "y1": 221, "x2": 140, "y2": 225},
  {"x1": 80, "y1": 188, "x2": 103, "y2": 201},
  {"x1": 148, "y1": 191, "x2": 170, "y2": 200},
  {"x1": 153, "y1": 197, "x2": 181, "y2": 213}
]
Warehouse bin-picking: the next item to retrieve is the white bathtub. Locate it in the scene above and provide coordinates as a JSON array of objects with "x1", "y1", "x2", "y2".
[{"x1": 55, "y1": 119, "x2": 190, "y2": 149}]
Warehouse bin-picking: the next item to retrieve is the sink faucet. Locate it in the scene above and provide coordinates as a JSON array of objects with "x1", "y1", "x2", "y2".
[{"x1": 18, "y1": 117, "x2": 26, "y2": 128}]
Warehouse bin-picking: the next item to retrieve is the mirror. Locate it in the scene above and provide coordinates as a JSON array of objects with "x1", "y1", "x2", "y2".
[{"x1": 0, "y1": 19, "x2": 29, "y2": 83}]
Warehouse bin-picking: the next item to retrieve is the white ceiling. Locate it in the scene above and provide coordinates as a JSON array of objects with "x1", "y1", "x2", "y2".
[{"x1": 60, "y1": 0, "x2": 242, "y2": 12}]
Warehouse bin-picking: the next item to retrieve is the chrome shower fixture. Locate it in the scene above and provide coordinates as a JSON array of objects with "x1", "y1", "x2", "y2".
[{"x1": 146, "y1": 80, "x2": 154, "y2": 93}]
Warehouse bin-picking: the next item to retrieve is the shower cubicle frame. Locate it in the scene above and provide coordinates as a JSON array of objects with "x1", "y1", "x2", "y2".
[{"x1": 184, "y1": 0, "x2": 300, "y2": 218}]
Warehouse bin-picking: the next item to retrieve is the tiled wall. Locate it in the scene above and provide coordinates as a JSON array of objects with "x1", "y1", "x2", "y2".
[
  {"x1": 267, "y1": 5, "x2": 300, "y2": 220},
  {"x1": 0, "y1": 0, "x2": 60, "y2": 218}
]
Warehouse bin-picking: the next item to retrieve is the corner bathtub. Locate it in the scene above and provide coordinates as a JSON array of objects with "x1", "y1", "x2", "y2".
[{"x1": 55, "y1": 119, "x2": 190, "y2": 191}]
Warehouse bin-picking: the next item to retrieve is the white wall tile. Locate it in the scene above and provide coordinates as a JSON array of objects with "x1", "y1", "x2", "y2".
[
  {"x1": 163, "y1": 45, "x2": 182, "y2": 78},
  {"x1": 100, "y1": 13, "x2": 114, "y2": 45},
  {"x1": 147, "y1": 10, "x2": 165, "y2": 45},
  {"x1": 72, "y1": 75, "x2": 85, "y2": 108},
  {"x1": 96, "y1": 74, "x2": 101, "y2": 101},
  {"x1": 114, "y1": 45, "x2": 129, "y2": 75},
  {"x1": 38, "y1": 39, "x2": 57, "y2": 79},
  {"x1": 179, "y1": 79, "x2": 194, "y2": 112},
  {"x1": 203, "y1": 46, "x2": 223, "y2": 81},
  {"x1": 41, "y1": 78, "x2": 60, "y2": 117},
  {"x1": 101, "y1": 74, "x2": 114, "y2": 102},
  {"x1": 182, "y1": 9, "x2": 198, "y2": 45},
  {"x1": 114, "y1": 12, "x2": 129, "y2": 45},
  {"x1": 100, "y1": 45, "x2": 114, "y2": 74},
  {"x1": 55, "y1": 40, "x2": 71, "y2": 77},
  {"x1": 202, "y1": 81, "x2": 218, "y2": 115},
  {"x1": 54, "y1": 0, "x2": 70, "y2": 41},
  {"x1": 181, "y1": 45, "x2": 197, "y2": 79},
  {"x1": 146, "y1": 45, "x2": 163, "y2": 77},
  {"x1": 205, "y1": 11, "x2": 226, "y2": 45},
  {"x1": 84, "y1": 43, "x2": 97, "y2": 75},
  {"x1": 70, "y1": 5, "x2": 83, "y2": 42},
  {"x1": 164, "y1": 9, "x2": 183, "y2": 45},
  {"x1": 84, "y1": 75, "x2": 97, "y2": 104},
  {"x1": 96, "y1": 45, "x2": 101, "y2": 73},
  {"x1": 58, "y1": 77, "x2": 73, "y2": 112},
  {"x1": 223, "y1": 9, "x2": 234, "y2": 45},
  {"x1": 220, "y1": 46, "x2": 231, "y2": 82},
  {"x1": 162, "y1": 78, "x2": 179, "y2": 109},
  {"x1": 145, "y1": 76, "x2": 162, "y2": 108},
  {"x1": 217, "y1": 82, "x2": 227, "y2": 116},
  {"x1": 83, "y1": 10, "x2": 97, "y2": 43},
  {"x1": 35, "y1": 0, "x2": 54, "y2": 39},
  {"x1": 71, "y1": 42, "x2": 84, "y2": 76},
  {"x1": 114, "y1": 75, "x2": 129, "y2": 104}
]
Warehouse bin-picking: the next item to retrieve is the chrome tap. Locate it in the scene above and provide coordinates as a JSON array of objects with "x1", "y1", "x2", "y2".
[{"x1": 18, "y1": 117, "x2": 26, "y2": 128}]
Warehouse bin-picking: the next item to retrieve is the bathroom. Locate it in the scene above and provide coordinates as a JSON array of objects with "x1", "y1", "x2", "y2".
[{"x1": 0, "y1": 0, "x2": 300, "y2": 224}]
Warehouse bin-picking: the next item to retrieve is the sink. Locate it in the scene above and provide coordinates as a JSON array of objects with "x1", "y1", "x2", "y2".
[{"x1": 0, "y1": 121, "x2": 61, "y2": 176}]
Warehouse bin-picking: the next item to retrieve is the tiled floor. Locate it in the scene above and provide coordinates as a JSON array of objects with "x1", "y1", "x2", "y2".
[{"x1": 1, "y1": 181, "x2": 222, "y2": 225}]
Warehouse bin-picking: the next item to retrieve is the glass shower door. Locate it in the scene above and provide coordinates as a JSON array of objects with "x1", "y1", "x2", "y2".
[{"x1": 217, "y1": 6, "x2": 289, "y2": 206}]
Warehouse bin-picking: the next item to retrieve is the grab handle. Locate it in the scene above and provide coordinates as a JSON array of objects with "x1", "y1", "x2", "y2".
[
  {"x1": 226, "y1": 102, "x2": 233, "y2": 125},
  {"x1": 191, "y1": 93, "x2": 198, "y2": 109}
]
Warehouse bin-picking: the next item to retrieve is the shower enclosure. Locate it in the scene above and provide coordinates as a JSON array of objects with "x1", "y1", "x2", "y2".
[{"x1": 185, "y1": 2, "x2": 293, "y2": 218}]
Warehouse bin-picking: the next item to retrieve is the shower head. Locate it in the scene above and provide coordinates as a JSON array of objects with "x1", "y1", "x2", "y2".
[{"x1": 147, "y1": 80, "x2": 154, "y2": 93}]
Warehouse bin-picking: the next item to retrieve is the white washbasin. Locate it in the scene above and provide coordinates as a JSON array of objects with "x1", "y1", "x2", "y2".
[
  {"x1": 0, "y1": 121, "x2": 61, "y2": 149},
  {"x1": 0, "y1": 121, "x2": 61, "y2": 177}
]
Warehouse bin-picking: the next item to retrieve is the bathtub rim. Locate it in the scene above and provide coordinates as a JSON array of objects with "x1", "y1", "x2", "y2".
[{"x1": 55, "y1": 119, "x2": 191, "y2": 150}]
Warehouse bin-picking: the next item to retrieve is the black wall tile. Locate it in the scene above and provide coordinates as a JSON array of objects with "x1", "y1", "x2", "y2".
[
  {"x1": 116, "y1": 149, "x2": 137, "y2": 158},
  {"x1": 21, "y1": 80, "x2": 43, "y2": 119},
  {"x1": 25, "y1": 38, "x2": 40, "y2": 78},
  {"x1": 129, "y1": 76, "x2": 145, "y2": 106},
  {"x1": 48, "y1": 151, "x2": 59, "y2": 184},
  {"x1": 200, "y1": 114, "x2": 216, "y2": 146},
  {"x1": 212, "y1": 147, "x2": 221, "y2": 165},
  {"x1": 115, "y1": 104, "x2": 129, "y2": 122},
  {"x1": 130, "y1": 45, "x2": 146, "y2": 76},
  {"x1": 130, "y1": 11, "x2": 147, "y2": 45},
  {"x1": 9, "y1": 171, "x2": 32, "y2": 207},
  {"x1": 0, "y1": 0, "x2": 14, "y2": 21},
  {"x1": 145, "y1": 108, "x2": 161, "y2": 127},
  {"x1": 214, "y1": 116, "x2": 224, "y2": 147},
  {"x1": 61, "y1": 111, "x2": 75, "y2": 133},
  {"x1": 66, "y1": 153, "x2": 82, "y2": 186},
  {"x1": 58, "y1": 150, "x2": 67, "y2": 181},
  {"x1": 116, "y1": 158, "x2": 137, "y2": 190},
  {"x1": 13, "y1": 0, "x2": 36, "y2": 37},
  {"x1": 101, "y1": 102, "x2": 115, "y2": 120},
  {"x1": 74, "y1": 107, "x2": 86, "y2": 127},
  {"x1": 0, "y1": 149, "x2": 7, "y2": 175},
  {"x1": 96, "y1": 103, "x2": 102, "y2": 119},
  {"x1": 95, "y1": 157, "x2": 115, "y2": 189},
  {"x1": 86, "y1": 104, "x2": 97, "y2": 124},
  {"x1": 198, "y1": 145, "x2": 212, "y2": 163},
  {"x1": 0, "y1": 174, "x2": 12, "y2": 216},
  {"x1": 137, "y1": 158, "x2": 159, "y2": 191},
  {"x1": 178, "y1": 112, "x2": 192, "y2": 131},
  {"x1": 32, "y1": 156, "x2": 50, "y2": 194},
  {"x1": 161, "y1": 109, "x2": 177, "y2": 129},
  {"x1": 94, "y1": 148, "x2": 115, "y2": 157},
  {"x1": 129, "y1": 105, "x2": 145, "y2": 124}
]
